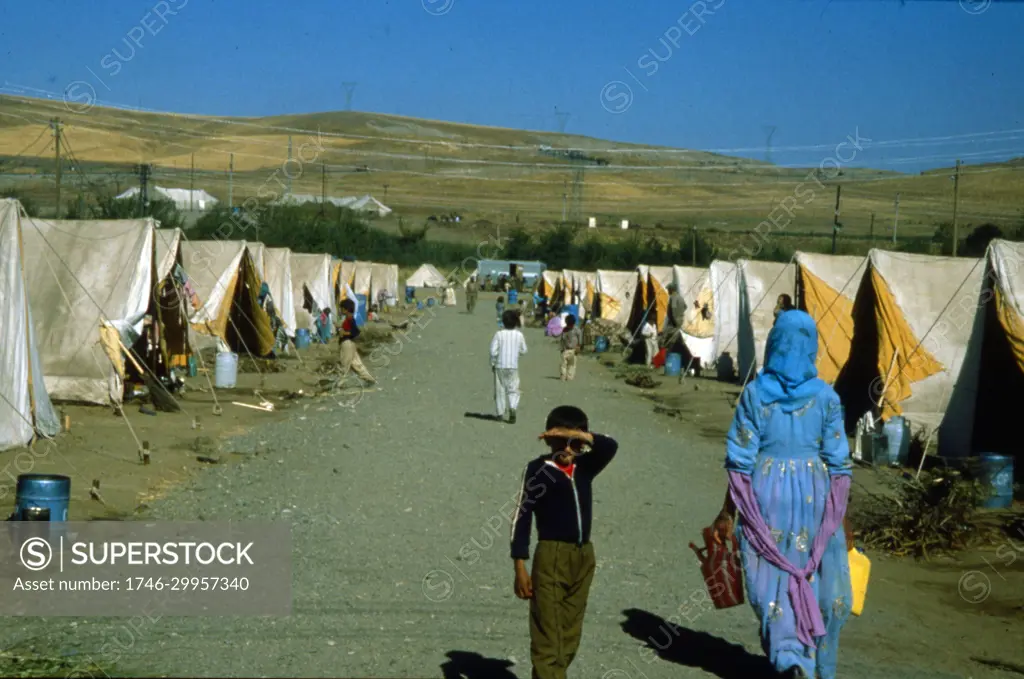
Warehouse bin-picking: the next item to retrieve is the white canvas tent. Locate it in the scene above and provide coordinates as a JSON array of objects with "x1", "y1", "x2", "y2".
[
  {"x1": 352, "y1": 261, "x2": 373, "y2": 298},
  {"x1": 291, "y1": 253, "x2": 336, "y2": 317},
  {"x1": 736, "y1": 259, "x2": 796, "y2": 382},
  {"x1": 835, "y1": 250, "x2": 986, "y2": 439},
  {"x1": 539, "y1": 271, "x2": 562, "y2": 300},
  {"x1": 22, "y1": 215, "x2": 156, "y2": 404},
  {"x1": 407, "y1": 263, "x2": 447, "y2": 288},
  {"x1": 155, "y1": 228, "x2": 182, "y2": 281},
  {"x1": 179, "y1": 240, "x2": 275, "y2": 356},
  {"x1": 116, "y1": 186, "x2": 218, "y2": 211},
  {"x1": 709, "y1": 260, "x2": 741, "y2": 373},
  {"x1": 671, "y1": 265, "x2": 715, "y2": 367},
  {"x1": 0, "y1": 200, "x2": 60, "y2": 448},
  {"x1": 349, "y1": 195, "x2": 392, "y2": 217},
  {"x1": 264, "y1": 248, "x2": 298, "y2": 337},
  {"x1": 940, "y1": 239, "x2": 1024, "y2": 462},
  {"x1": 596, "y1": 270, "x2": 639, "y2": 326},
  {"x1": 370, "y1": 263, "x2": 400, "y2": 304}
]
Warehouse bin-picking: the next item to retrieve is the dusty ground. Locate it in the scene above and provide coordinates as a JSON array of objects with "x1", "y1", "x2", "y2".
[{"x1": 0, "y1": 292, "x2": 1021, "y2": 678}]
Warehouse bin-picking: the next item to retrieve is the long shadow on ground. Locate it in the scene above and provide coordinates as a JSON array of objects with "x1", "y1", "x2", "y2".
[
  {"x1": 618, "y1": 608, "x2": 775, "y2": 678},
  {"x1": 440, "y1": 650, "x2": 518, "y2": 678},
  {"x1": 464, "y1": 412, "x2": 503, "y2": 422}
]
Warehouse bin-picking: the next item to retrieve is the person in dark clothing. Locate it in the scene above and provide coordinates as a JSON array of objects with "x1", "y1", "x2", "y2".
[
  {"x1": 774, "y1": 293, "x2": 795, "y2": 324},
  {"x1": 510, "y1": 405, "x2": 619, "y2": 679}
]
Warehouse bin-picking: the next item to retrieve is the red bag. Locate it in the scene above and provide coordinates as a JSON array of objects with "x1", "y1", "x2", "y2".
[
  {"x1": 652, "y1": 348, "x2": 667, "y2": 368},
  {"x1": 689, "y1": 526, "x2": 745, "y2": 610}
]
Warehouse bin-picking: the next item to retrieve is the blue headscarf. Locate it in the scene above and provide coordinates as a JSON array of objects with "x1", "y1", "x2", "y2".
[{"x1": 753, "y1": 309, "x2": 825, "y2": 413}]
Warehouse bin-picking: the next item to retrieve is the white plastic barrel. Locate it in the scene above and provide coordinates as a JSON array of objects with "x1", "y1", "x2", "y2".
[{"x1": 215, "y1": 352, "x2": 238, "y2": 388}]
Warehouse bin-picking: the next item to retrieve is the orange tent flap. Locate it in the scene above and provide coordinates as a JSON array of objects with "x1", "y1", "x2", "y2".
[
  {"x1": 871, "y1": 268, "x2": 945, "y2": 418},
  {"x1": 801, "y1": 267, "x2": 855, "y2": 383},
  {"x1": 599, "y1": 293, "x2": 621, "y2": 321},
  {"x1": 995, "y1": 286, "x2": 1024, "y2": 374},
  {"x1": 652, "y1": 278, "x2": 669, "y2": 330},
  {"x1": 240, "y1": 259, "x2": 276, "y2": 356}
]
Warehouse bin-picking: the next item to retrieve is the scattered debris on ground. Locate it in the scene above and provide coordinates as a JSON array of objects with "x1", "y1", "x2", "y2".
[
  {"x1": 856, "y1": 468, "x2": 991, "y2": 559},
  {"x1": 625, "y1": 371, "x2": 658, "y2": 389}
]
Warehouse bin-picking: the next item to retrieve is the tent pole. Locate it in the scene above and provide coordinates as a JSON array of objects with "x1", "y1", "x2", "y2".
[{"x1": 15, "y1": 209, "x2": 38, "y2": 432}]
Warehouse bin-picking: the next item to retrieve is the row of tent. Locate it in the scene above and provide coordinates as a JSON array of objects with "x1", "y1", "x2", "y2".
[
  {"x1": 0, "y1": 198, "x2": 400, "y2": 451},
  {"x1": 533, "y1": 243, "x2": 1024, "y2": 461}
]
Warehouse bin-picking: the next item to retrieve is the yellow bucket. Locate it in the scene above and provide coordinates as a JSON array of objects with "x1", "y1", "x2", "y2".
[{"x1": 848, "y1": 548, "x2": 870, "y2": 616}]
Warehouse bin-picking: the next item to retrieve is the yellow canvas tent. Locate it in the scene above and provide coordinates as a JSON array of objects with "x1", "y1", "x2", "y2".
[
  {"x1": 180, "y1": 240, "x2": 275, "y2": 356},
  {"x1": 795, "y1": 252, "x2": 869, "y2": 384},
  {"x1": 835, "y1": 249, "x2": 985, "y2": 435},
  {"x1": 596, "y1": 270, "x2": 638, "y2": 326},
  {"x1": 538, "y1": 270, "x2": 561, "y2": 300}
]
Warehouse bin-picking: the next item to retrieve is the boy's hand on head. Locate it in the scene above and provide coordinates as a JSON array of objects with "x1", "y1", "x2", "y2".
[{"x1": 539, "y1": 428, "x2": 594, "y2": 446}]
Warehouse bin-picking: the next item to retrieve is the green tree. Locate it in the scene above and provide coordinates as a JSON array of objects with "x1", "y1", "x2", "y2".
[{"x1": 94, "y1": 196, "x2": 185, "y2": 230}]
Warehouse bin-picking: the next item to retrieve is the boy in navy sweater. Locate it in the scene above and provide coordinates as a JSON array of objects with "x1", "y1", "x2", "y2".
[{"x1": 510, "y1": 405, "x2": 618, "y2": 679}]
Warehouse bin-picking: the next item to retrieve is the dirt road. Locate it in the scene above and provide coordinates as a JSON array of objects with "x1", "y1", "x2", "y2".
[{"x1": 3, "y1": 294, "x2": 1021, "y2": 678}]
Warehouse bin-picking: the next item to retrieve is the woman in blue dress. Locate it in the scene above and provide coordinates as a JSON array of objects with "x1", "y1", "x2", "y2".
[{"x1": 712, "y1": 310, "x2": 855, "y2": 679}]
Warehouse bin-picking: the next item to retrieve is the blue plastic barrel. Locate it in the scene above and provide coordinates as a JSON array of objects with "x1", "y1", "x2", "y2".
[
  {"x1": 417, "y1": 301, "x2": 424, "y2": 310},
  {"x1": 355, "y1": 294, "x2": 368, "y2": 326},
  {"x1": 664, "y1": 352, "x2": 683, "y2": 376},
  {"x1": 595, "y1": 336, "x2": 609, "y2": 353},
  {"x1": 15, "y1": 474, "x2": 70, "y2": 522},
  {"x1": 979, "y1": 454, "x2": 1014, "y2": 509},
  {"x1": 405, "y1": 286, "x2": 415, "y2": 303},
  {"x1": 508, "y1": 289, "x2": 519, "y2": 305},
  {"x1": 883, "y1": 416, "x2": 910, "y2": 466},
  {"x1": 294, "y1": 328, "x2": 311, "y2": 350},
  {"x1": 214, "y1": 352, "x2": 238, "y2": 389},
  {"x1": 426, "y1": 298, "x2": 436, "y2": 307}
]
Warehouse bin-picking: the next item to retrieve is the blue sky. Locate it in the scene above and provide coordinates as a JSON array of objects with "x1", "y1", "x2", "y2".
[{"x1": 2, "y1": 0, "x2": 1022, "y2": 172}]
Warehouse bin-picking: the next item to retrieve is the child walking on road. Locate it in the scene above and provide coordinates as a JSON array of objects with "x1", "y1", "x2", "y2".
[
  {"x1": 496, "y1": 296, "x2": 505, "y2": 327},
  {"x1": 510, "y1": 405, "x2": 619, "y2": 679},
  {"x1": 559, "y1": 314, "x2": 583, "y2": 381},
  {"x1": 490, "y1": 309, "x2": 527, "y2": 424},
  {"x1": 338, "y1": 299, "x2": 376, "y2": 386}
]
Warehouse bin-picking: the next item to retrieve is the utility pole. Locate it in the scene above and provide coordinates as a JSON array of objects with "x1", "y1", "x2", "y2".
[
  {"x1": 320, "y1": 162, "x2": 326, "y2": 216},
  {"x1": 136, "y1": 163, "x2": 151, "y2": 217},
  {"x1": 190, "y1": 152, "x2": 195, "y2": 211},
  {"x1": 892, "y1": 193, "x2": 900, "y2": 245},
  {"x1": 562, "y1": 180, "x2": 568, "y2": 222},
  {"x1": 228, "y1": 153, "x2": 234, "y2": 209},
  {"x1": 952, "y1": 159, "x2": 962, "y2": 257},
  {"x1": 869, "y1": 212, "x2": 875, "y2": 245},
  {"x1": 383, "y1": 184, "x2": 389, "y2": 201},
  {"x1": 831, "y1": 185, "x2": 842, "y2": 255},
  {"x1": 691, "y1": 226, "x2": 697, "y2": 266},
  {"x1": 50, "y1": 118, "x2": 62, "y2": 218},
  {"x1": 287, "y1": 136, "x2": 293, "y2": 196}
]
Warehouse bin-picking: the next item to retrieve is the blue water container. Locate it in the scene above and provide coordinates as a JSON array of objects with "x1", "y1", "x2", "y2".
[
  {"x1": 214, "y1": 352, "x2": 238, "y2": 389},
  {"x1": 979, "y1": 454, "x2": 1014, "y2": 509},
  {"x1": 187, "y1": 355, "x2": 198, "y2": 377},
  {"x1": 405, "y1": 286, "x2": 415, "y2": 303},
  {"x1": 664, "y1": 352, "x2": 683, "y2": 376},
  {"x1": 595, "y1": 336, "x2": 609, "y2": 353},
  {"x1": 426, "y1": 298, "x2": 436, "y2": 307},
  {"x1": 294, "y1": 328, "x2": 311, "y2": 350},
  {"x1": 508, "y1": 289, "x2": 519, "y2": 305},
  {"x1": 417, "y1": 301, "x2": 424, "y2": 310},
  {"x1": 355, "y1": 294, "x2": 368, "y2": 326},
  {"x1": 15, "y1": 474, "x2": 70, "y2": 521},
  {"x1": 883, "y1": 416, "x2": 911, "y2": 466}
]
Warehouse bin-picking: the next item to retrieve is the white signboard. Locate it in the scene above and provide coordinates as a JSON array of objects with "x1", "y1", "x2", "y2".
[
  {"x1": 588, "y1": 217, "x2": 597, "y2": 228},
  {"x1": 621, "y1": 220, "x2": 629, "y2": 230}
]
